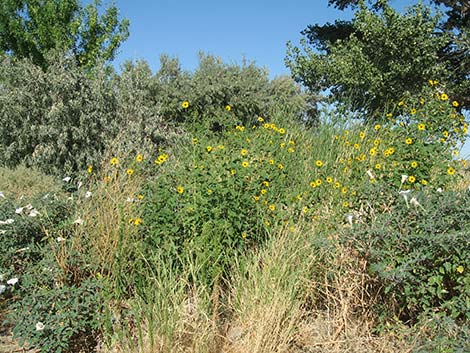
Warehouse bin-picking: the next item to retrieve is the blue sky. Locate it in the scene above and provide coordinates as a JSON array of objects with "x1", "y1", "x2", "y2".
[{"x1": 108, "y1": 0, "x2": 469, "y2": 157}]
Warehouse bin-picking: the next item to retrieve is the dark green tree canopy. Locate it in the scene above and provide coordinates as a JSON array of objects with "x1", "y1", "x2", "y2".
[
  {"x1": 287, "y1": 0, "x2": 470, "y2": 116},
  {"x1": 0, "y1": 0, "x2": 129, "y2": 69}
]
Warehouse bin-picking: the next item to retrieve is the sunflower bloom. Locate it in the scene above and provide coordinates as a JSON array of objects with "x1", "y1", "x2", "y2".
[
  {"x1": 177, "y1": 186, "x2": 184, "y2": 194},
  {"x1": 447, "y1": 167, "x2": 455, "y2": 175},
  {"x1": 182, "y1": 101, "x2": 189, "y2": 108},
  {"x1": 136, "y1": 154, "x2": 143, "y2": 162},
  {"x1": 110, "y1": 157, "x2": 119, "y2": 166}
]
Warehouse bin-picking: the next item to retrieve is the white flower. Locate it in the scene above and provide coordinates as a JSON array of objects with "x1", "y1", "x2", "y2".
[
  {"x1": 0, "y1": 285, "x2": 6, "y2": 294},
  {"x1": 15, "y1": 207, "x2": 24, "y2": 214},
  {"x1": 436, "y1": 187, "x2": 443, "y2": 193},
  {"x1": 401, "y1": 175, "x2": 408, "y2": 184},
  {"x1": 0, "y1": 219, "x2": 14, "y2": 225},
  {"x1": 7, "y1": 277, "x2": 18, "y2": 285},
  {"x1": 126, "y1": 197, "x2": 134, "y2": 203},
  {"x1": 56, "y1": 236, "x2": 66, "y2": 242},
  {"x1": 85, "y1": 191, "x2": 92, "y2": 198},
  {"x1": 77, "y1": 181, "x2": 83, "y2": 189},
  {"x1": 410, "y1": 197, "x2": 425, "y2": 210},
  {"x1": 345, "y1": 213, "x2": 354, "y2": 226},
  {"x1": 35, "y1": 322, "x2": 45, "y2": 331},
  {"x1": 62, "y1": 176, "x2": 71, "y2": 182},
  {"x1": 366, "y1": 169, "x2": 375, "y2": 179},
  {"x1": 42, "y1": 193, "x2": 50, "y2": 200},
  {"x1": 399, "y1": 190, "x2": 411, "y2": 207},
  {"x1": 73, "y1": 217, "x2": 84, "y2": 225},
  {"x1": 0, "y1": 191, "x2": 5, "y2": 198},
  {"x1": 29, "y1": 209, "x2": 40, "y2": 217},
  {"x1": 25, "y1": 204, "x2": 33, "y2": 210}
]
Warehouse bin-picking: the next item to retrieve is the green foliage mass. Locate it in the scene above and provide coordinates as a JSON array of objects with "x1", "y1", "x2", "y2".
[
  {"x1": 286, "y1": 0, "x2": 470, "y2": 117},
  {"x1": 0, "y1": 0, "x2": 129, "y2": 69},
  {"x1": 0, "y1": 53, "x2": 307, "y2": 177},
  {"x1": 345, "y1": 189, "x2": 470, "y2": 322},
  {"x1": 0, "y1": 54, "x2": 119, "y2": 177}
]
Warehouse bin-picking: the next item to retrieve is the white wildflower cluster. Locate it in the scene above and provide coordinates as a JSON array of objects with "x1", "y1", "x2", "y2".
[
  {"x1": 0, "y1": 275, "x2": 19, "y2": 295},
  {"x1": 398, "y1": 189, "x2": 425, "y2": 211}
]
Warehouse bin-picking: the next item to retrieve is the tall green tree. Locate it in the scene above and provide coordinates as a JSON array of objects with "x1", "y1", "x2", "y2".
[
  {"x1": 0, "y1": 0, "x2": 129, "y2": 69},
  {"x1": 286, "y1": 0, "x2": 470, "y2": 117}
]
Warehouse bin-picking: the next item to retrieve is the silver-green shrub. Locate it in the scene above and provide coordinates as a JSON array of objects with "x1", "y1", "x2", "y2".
[
  {"x1": 0, "y1": 52, "x2": 308, "y2": 176},
  {"x1": 0, "y1": 53, "x2": 119, "y2": 176}
]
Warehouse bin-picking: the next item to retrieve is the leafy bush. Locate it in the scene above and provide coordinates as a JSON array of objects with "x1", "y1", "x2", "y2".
[
  {"x1": 7, "y1": 255, "x2": 105, "y2": 353},
  {"x1": 140, "y1": 116, "x2": 347, "y2": 285},
  {"x1": 0, "y1": 53, "x2": 307, "y2": 178},
  {"x1": 0, "y1": 54, "x2": 119, "y2": 177},
  {"x1": 0, "y1": 192, "x2": 71, "y2": 280},
  {"x1": 344, "y1": 189, "x2": 470, "y2": 323}
]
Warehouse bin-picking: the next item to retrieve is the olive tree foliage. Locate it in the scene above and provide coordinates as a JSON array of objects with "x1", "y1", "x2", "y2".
[
  {"x1": 0, "y1": 0, "x2": 129, "y2": 69},
  {"x1": 286, "y1": 0, "x2": 470, "y2": 118}
]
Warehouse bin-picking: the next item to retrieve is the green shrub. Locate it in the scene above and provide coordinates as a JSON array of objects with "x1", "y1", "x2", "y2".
[
  {"x1": 141, "y1": 116, "x2": 338, "y2": 285},
  {"x1": 7, "y1": 255, "x2": 104, "y2": 353},
  {"x1": 0, "y1": 53, "x2": 307, "y2": 178},
  {"x1": 344, "y1": 189, "x2": 470, "y2": 323},
  {"x1": 0, "y1": 192, "x2": 72, "y2": 281},
  {"x1": 147, "y1": 53, "x2": 308, "y2": 133},
  {"x1": 0, "y1": 54, "x2": 119, "y2": 177}
]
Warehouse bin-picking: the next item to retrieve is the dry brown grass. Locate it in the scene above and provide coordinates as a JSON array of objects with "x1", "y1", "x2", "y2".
[
  {"x1": 0, "y1": 164, "x2": 62, "y2": 199},
  {"x1": 100, "y1": 225, "x2": 415, "y2": 353}
]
